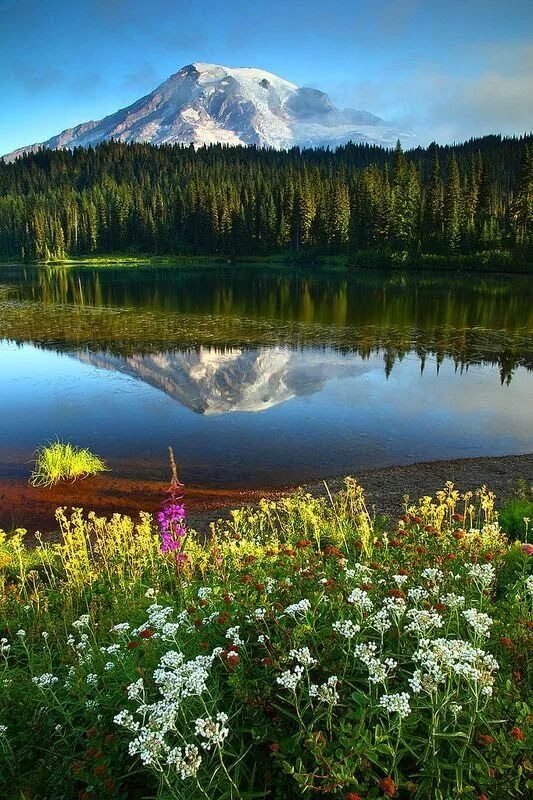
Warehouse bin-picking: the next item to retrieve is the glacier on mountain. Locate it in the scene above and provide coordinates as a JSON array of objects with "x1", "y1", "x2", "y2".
[{"x1": 4, "y1": 62, "x2": 413, "y2": 160}]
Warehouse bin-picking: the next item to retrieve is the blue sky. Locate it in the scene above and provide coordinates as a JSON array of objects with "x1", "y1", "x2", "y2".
[{"x1": 1, "y1": 0, "x2": 531, "y2": 154}]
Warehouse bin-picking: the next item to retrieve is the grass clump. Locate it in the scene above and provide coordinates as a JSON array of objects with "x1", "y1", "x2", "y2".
[{"x1": 29, "y1": 441, "x2": 108, "y2": 487}]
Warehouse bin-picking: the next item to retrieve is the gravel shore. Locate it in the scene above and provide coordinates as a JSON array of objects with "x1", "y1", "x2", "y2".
[{"x1": 189, "y1": 453, "x2": 533, "y2": 529}]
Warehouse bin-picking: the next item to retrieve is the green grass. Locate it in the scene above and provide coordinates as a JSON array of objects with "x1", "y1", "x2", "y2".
[{"x1": 29, "y1": 441, "x2": 108, "y2": 487}]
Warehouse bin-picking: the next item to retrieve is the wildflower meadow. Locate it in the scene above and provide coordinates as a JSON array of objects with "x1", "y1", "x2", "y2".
[{"x1": 0, "y1": 479, "x2": 531, "y2": 799}]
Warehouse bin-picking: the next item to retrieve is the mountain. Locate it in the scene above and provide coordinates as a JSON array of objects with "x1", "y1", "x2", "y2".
[
  {"x1": 76, "y1": 346, "x2": 374, "y2": 415},
  {"x1": 4, "y1": 62, "x2": 412, "y2": 161}
]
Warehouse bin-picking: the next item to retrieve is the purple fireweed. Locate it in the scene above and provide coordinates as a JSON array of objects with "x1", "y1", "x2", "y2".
[{"x1": 159, "y1": 448, "x2": 188, "y2": 558}]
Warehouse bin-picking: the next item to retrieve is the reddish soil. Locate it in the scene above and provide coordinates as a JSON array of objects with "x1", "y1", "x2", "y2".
[{"x1": 0, "y1": 473, "x2": 286, "y2": 537}]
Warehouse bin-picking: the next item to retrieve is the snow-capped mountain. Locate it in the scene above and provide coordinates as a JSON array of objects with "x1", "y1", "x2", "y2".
[
  {"x1": 4, "y1": 62, "x2": 412, "y2": 161},
  {"x1": 76, "y1": 346, "x2": 374, "y2": 415}
]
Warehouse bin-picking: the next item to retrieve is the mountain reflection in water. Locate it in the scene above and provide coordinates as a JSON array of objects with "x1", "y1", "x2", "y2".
[{"x1": 0, "y1": 264, "x2": 532, "y2": 487}]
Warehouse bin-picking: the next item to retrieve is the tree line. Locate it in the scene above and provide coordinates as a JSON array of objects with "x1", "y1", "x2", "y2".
[{"x1": 0, "y1": 135, "x2": 531, "y2": 262}]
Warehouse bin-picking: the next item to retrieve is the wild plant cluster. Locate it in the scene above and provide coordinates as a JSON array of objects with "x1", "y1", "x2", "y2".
[{"x1": 0, "y1": 480, "x2": 531, "y2": 800}]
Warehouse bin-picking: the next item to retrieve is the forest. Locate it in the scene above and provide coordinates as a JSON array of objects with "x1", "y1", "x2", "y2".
[{"x1": 0, "y1": 134, "x2": 531, "y2": 264}]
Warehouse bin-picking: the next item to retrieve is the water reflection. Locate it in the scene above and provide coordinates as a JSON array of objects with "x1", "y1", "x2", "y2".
[
  {"x1": 0, "y1": 264, "x2": 532, "y2": 486},
  {"x1": 77, "y1": 346, "x2": 374, "y2": 414},
  {"x1": 1, "y1": 265, "x2": 532, "y2": 385}
]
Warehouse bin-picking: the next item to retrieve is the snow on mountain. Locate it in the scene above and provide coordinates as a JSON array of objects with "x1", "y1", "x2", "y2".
[
  {"x1": 76, "y1": 346, "x2": 373, "y2": 415},
  {"x1": 3, "y1": 62, "x2": 413, "y2": 161}
]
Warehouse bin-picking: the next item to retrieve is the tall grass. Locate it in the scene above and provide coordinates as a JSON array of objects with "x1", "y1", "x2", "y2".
[{"x1": 29, "y1": 441, "x2": 108, "y2": 487}]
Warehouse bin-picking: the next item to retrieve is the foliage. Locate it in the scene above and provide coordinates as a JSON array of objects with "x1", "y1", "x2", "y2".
[
  {"x1": 29, "y1": 441, "x2": 108, "y2": 487},
  {"x1": 498, "y1": 480, "x2": 533, "y2": 540},
  {"x1": 0, "y1": 481, "x2": 532, "y2": 799},
  {"x1": 0, "y1": 135, "x2": 531, "y2": 263}
]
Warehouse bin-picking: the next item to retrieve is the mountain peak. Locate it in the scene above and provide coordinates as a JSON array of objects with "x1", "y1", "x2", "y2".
[{"x1": 3, "y1": 62, "x2": 413, "y2": 161}]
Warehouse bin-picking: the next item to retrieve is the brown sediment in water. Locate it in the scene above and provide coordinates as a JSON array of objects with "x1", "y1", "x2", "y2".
[
  {"x1": 0, "y1": 453, "x2": 531, "y2": 538},
  {"x1": 0, "y1": 472, "x2": 286, "y2": 536}
]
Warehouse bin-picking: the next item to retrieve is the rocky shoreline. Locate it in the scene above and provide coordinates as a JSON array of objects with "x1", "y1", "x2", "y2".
[{"x1": 188, "y1": 452, "x2": 533, "y2": 530}]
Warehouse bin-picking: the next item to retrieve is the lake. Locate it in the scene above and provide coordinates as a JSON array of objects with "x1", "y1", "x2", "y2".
[{"x1": 0, "y1": 263, "x2": 532, "y2": 495}]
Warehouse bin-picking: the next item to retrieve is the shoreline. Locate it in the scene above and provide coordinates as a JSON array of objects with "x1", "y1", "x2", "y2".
[
  {"x1": 1, "y1": 250, "x2": 530, "y2": 274},
  {"x1": 1, "y1": 453, "x2": 531, "y2": 536}
]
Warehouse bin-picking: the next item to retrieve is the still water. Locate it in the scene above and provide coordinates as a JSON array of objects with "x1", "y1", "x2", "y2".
[{"x1": 0, "y1": 264, "x2": 532, "y2": 487}]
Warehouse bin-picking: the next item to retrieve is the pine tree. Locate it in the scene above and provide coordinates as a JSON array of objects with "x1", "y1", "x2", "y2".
[{"x1": 443, "y1": 156, "x2": 462, "y2": 252}]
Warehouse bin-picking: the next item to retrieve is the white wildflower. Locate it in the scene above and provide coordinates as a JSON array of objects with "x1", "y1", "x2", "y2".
[
  {"x1": 379, "y1": 692, "x2": 411, "y2": 718},
  {"x1": 32, "y1": 673, "x2": 59, "y2": 688},
  {"x1": 284, "y1": 599, "x2": 311, "y2": 618},
  {"x1": 194, "y1": 712, "x2": 229, "y2": 750},
  {"x1": 347, "y1": 588, "x2": 373, "y2": 611},
  {"x1": 462, "y1": 609, "x2": 493, "y2": 637},
  {"x1": 332, "y1": 619, "x2": 361, "y2": 639},
  {"x1": 276, "y1": 665, "x2": 304, "y2": 691},
  {"x1": 309, "y1": 675, "x2": 339, "y2": 704},
  {"x1": 166, "y1": 743, "x2": 202, "y2": 778},
  {"x1": 289, "y1": 646, "x2": 317, "y2": 668}
]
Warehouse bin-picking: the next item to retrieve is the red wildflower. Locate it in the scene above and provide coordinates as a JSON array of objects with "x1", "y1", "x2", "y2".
[
  {"x1": 296, "y1": 539, "x2": 311, "y2": 548},
  {"x1": 416, "y1": 546, "x2": 428, "y2": 554},
  {"x1": 433, "y1": 602, "x2": 446, "y2": 613},
  {"x1": 374, "y1": 540, "x2": 383, "y2": 548},
  {"x1": 194, "y1": 619, "x2": 202, "y2": 628},
  {"x1": 226, "y1": 653, "x2": 240, "y2": 669},
  {"x1": 71, "y1": 761, "x2": 84, "y2": 775},
  {"x1": 255, "y1": 583, "x2": 265, "y2": 591},
  {"x1": 222, "y1": 593, "x2": 233, "y2": 604},
  {"x1": 104, "y1": 778, "x2": 116, "y2": 792},
  {"x1": 452, "y1": 513, "x2": 464, "y2": 522},
  {"x1": 361, "y1": 582, "x2": 373, "y2": 591},
  {"x1": 269, "y1": 742, "x2": 280, "y2": 752},
  {"x1": 410, "y1": 516, "x2": 422, "y2": 525},
  {"x1": 387, "y1": 589, "x2": 406, "y2": 599},
  {"x1": 521, "y1": 543, "x2": 533, "y2": 556},
  {"x1": 187, "y1": 605, "x2": 196, "y2": 614},
  {"x1": 511, "y1": 726, "x2": 525, "y2": 740},
  {"x1": 240, "y1": 574, "x2": 252, "y2": 584},
  {"x1": 261, "y1": 657, "x2": 273, "y2": 667},
  {"x1": 478, "y1": 795, "x2": 489, "y2": 800},
  {"x1": 390, "y1": 539, "x2": 402, "y2": 547},
  {"x1": 198, "y1": 599, "x2": 207, "y2": 608},
  {"x1": 500, "y1": 636, "x2": 513, "y2": 649},
  {"x1": 217, "y1": 612, "x2": 230, "y2": 624},
  {"x1": 397, "y1": 529, "x2": 408, "y2": 537},
  {"x1": 477, "y1": 734, "x2": 495, "y2": 747},
  {"x1": 454, "y1": 530, "x2": 465, "y2": 540},
  {"x1": 371, "y1": 562, "x2": 381, "y2": 569},
  {"x1": 199, "y1": 641, "x2": 209, "y2": 649},
  {"x1": 345, "y1": 793, "x2": 363, "y2": 800},
  {"x1": 85, "y1": 748, "x2": 100, "y2": 760},
  {"x1": 513, "y1": 670, "x2": 522, "y2": 683},
  {"x1": 104, "y1": 734, "x2": 115, "y2": 745},
  {"x1": 93, "y1": 764, "x2": 106, "y2": 777},
  {"x1": 398, "y1": 568, "x2": 409, "y2": 575},
  {"x1": 127, "y1": 640, "x2": 139, "y2": 649},
  {"x1": 85, "y1": 727, "x2": 98, "y2": 738},
  {"x1": 380, "y1": 776, "x2": 398, "y2": 797},
  {"x1": 484, "y1": 552, "x2": 495, "y2": 561}
]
